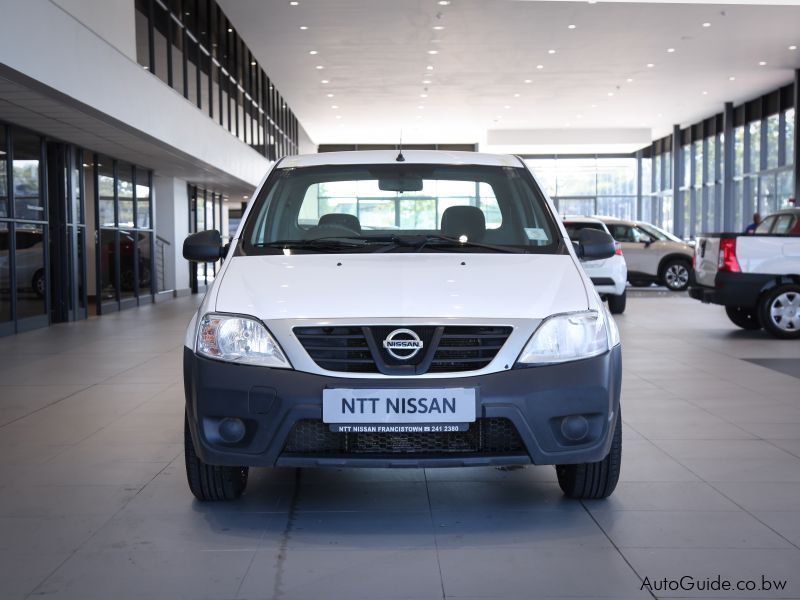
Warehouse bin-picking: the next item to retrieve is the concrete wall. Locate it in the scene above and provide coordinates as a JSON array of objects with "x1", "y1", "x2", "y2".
[
  {"x1": 1, "y1": 0, "x2": 269, "y2": 189},
  {"x1": 154, "y1": 175, "x2": 190, "y2": 295},
  {"x1": 50, "y1": 0, "x2": 137, "y2": 60}
]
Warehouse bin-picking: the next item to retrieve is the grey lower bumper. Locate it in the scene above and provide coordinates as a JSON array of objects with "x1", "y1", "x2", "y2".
[{"x1": 184, "y1": 345, "x2": 622, "y2": 468}]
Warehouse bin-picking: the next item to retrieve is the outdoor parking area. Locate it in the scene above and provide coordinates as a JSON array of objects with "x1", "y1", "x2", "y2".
[{"x1": 1, "y1": 293, "x2": 798, "y2": 600}]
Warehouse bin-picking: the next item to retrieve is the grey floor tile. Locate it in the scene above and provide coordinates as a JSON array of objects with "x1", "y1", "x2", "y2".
[
  {"x1": 427, "y1": 480, "x2": 577, "y2": 511},
  {"x1": 437, "y1": 546, "x2": 647, "y2": 598},
  {"x1": 712, "y1": 482, "x2": 800, "y2": 512},
  {"x1": 583, "y1": 481, "x2": 740, "y2": 512},
  {"x1": 237, "y1": 548, "x2": 444, "y2": 600},
  {"x1": 752, "y1": 512, "x2": 800, "y2": 547},
  {"x1": 593, "y1": 510, "x2": 792, "y2": 549},
  {"x1": 32, "y1": 548, "x2": 255, "y2": 600}
]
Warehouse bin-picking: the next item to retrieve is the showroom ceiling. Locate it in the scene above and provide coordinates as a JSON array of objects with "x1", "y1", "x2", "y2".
[{"x1": 220, "y1": 0, "x2": 800, "y2": 149}]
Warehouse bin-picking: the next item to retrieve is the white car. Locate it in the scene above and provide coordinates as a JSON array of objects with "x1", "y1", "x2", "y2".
[
  {"x1": 562, "y1": 217, "x2": 627, "y2": 314},
  {"x1": 181, "y1": 150, "x2": 623, "y2": 502}
]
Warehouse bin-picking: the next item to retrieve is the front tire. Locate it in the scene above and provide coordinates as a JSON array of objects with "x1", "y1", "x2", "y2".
[
  {"x1": 661, "y1": 259, "x2": 691, "y2": 291},
  {"x1": 607, "y1": 290, "x2": 626, "y2": 315},
  {"x1": 758, "y1": 284, "x2": 800, "y2": 339},
  {"x1": 556, "y1": 410, "x2": 622, "y2": 499},
  {"x1": 184, "y1": 414, "x2": 249, "y2": 501},
  {"x1": 725, "y1": 306, "x2": 761, "y2": 330}
]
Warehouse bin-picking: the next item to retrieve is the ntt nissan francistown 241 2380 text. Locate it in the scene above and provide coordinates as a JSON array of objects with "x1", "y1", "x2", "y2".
[{"x1": 182, "y1": 150, "x2": 622, "y2": 502}]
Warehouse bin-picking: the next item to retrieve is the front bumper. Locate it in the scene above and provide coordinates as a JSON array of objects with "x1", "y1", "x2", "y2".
[{"x1": 183, "y1": 345, "x2": 622, "y2": 468}]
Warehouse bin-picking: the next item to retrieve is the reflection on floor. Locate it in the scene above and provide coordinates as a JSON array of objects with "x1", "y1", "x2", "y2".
[{"x1": 0, "y1": 294, "x2": 799, "y2": 599}]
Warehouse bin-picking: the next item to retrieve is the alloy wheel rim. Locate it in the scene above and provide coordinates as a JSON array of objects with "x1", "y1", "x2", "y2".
[
  {"x1": 770, "y1": 292, "x2": 800, "y2": 331},
  {"x1": 665, "y1": 265, "x2": 689, "y2": 289}
]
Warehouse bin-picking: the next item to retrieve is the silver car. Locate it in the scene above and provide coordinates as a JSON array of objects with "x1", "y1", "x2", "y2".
[{"x1": 595, "y1": 217, "x2": 694, "y2": 291}]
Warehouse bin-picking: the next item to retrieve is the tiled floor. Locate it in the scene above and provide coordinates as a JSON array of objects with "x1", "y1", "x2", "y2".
[{"x1": 0, "y1": 294, "x2": 799, "y2": 600}]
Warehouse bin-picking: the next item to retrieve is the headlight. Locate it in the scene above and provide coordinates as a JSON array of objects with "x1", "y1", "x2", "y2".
[
  {"x1": 196, "y1": 313, "x2": 291, "y2": 368},
  {"x1": 518, "y1": 310, "x2": 609, "y2": 365},
  {"x1": 605, "y1": 305, "x2": 620, "y2": 348}
]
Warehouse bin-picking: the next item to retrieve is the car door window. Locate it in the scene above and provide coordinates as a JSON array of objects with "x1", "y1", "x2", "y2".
[
  {"x1": 772, "y1": 215, "x2": 795, "y2": 234},
  {"x1": 755, "y1": 216, "x2": 775, "y2": 234},
  {"x1": 610, "y1": 225, "x2": 635, "y2": 242}
]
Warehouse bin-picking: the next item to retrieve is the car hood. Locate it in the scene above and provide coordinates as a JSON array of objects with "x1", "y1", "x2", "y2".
[{"x1": 214, "y1": 253, "x2": 588, "y2": 321}]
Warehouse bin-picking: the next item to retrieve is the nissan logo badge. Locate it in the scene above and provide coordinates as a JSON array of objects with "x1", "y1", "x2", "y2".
[{"x1": 382, "y1": 328, "x2": 424, "y2": 360}]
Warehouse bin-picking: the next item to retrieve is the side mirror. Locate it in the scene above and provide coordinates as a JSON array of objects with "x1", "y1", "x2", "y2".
[
  {"x1": 183, "y1": 230, "x2": 223, "y2": 262},
  {"x1": 576, "y1": 228, "x2": 616, "y2": 261}
]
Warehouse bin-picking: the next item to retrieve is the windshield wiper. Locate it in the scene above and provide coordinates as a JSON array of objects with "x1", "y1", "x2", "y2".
[
  {"x1": 411, "y1": 234, "x2": 524, "y2": 254},
  {"x1": 254, "y1": 234, "x2": 523, "y2": 254}
]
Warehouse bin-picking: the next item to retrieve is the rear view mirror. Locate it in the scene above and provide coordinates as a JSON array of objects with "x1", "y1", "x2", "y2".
[
  {"x1": 576, "y1": 228, "x2": 616, "y2": 261},
  {"x1": 378, "y1": 177, "x2": 424, "y2": 193},
  {"x1": 183, "y1": 230, "x2": 223, "y2": 262}
]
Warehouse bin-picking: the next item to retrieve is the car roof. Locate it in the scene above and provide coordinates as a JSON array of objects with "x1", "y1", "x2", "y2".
[
  {"x1": 562, "y1": 216, "x2": 605, "y2": 224},
  {"x1": 767, "y1": 207, "x2": 800, "y2": 216},
  {"x1": 277, "y1": 150, "x2": 525, "y2": 169},
  {"x1": 593, "y1": 216, "x2": 638, "y2": 226}
]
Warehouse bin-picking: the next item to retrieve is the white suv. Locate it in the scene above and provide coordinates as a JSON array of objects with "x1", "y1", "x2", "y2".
[
  {"x1": 596, "y1": 217, "x2": 694, "y2": 291},
  {"x1": 563, "y1": 217, "x2": 628, "y2": 314},
  {"x1": 182, "y1": 150, "x2": 622, "y2": 502}
]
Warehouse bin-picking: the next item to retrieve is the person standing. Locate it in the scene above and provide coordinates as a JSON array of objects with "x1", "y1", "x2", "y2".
[{"x1": 745, "y1": 212, "x2": 762, "y2": 234}]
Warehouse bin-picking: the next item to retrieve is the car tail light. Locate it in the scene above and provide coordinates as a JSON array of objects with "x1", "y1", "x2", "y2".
[
  {"x1": 717, "y1": 238, "x2": 741, "y2": 272},
  {"x1": 614, "y1": 242, "x2": 623, "y2": 256}
]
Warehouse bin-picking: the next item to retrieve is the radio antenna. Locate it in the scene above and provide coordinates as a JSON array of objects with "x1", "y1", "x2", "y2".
[{"x1": 396, "y1": 130, "x2": 405, "y2": 162}]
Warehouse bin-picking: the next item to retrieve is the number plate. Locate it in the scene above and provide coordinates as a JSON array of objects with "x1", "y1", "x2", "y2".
[{"x1": 322, "y1": 388, "x2": 476, "y2": 432}]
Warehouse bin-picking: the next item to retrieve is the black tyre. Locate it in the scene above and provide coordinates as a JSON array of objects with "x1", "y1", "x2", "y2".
[
  {"x1": 32, "y1": 269, "x2": 45, "y2": 298},
  {"x1": 184, "y1": 414, "x2": 249, "y2": 501},
  {"x1": 556, "y1": 410, "x2": 622, "y2": 499},
  {"x1": 660, "y1": 259, "x2": 692, "y2": 291},
  {"x1": 724, "y1": 306, "x2": 761, "y2": 330},
  {"x1": 607, "y1": 291, "x2": 626, "y2": 315},
  {"x1": 758, "y1": 284, "x2": 800, "y2": 340}
]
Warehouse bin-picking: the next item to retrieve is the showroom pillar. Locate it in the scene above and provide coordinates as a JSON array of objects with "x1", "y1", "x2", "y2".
[
  {"x1": 722, "y1": 102, "x2": 735, "y2": 231},
  {"x1": 672, "y1": 124, "x2": 683, "y2": 238},
  {"x1": 794, "y1": 70, "x2": 800, "y2": 203},
  {"x1": 154, "y1": 176, "x2": 191, "y2": 299}
]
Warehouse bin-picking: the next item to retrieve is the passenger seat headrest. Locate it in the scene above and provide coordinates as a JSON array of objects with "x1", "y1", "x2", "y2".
[
  {"x1": 318, "y1": 213, "x2": 362, "y2": 233},
  {"x1": 440, "y1": 206, "x2": 486, "y2": 242}
]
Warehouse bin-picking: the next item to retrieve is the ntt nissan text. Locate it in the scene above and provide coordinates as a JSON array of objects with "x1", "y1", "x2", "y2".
[{"x1": 182, "y1": 150, "x2": 622, "y2": 501}]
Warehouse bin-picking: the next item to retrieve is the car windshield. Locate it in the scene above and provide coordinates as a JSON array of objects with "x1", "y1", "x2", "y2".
[
  {"x1": 638, "y1": 222, "x2": 683, "y2": 243},
  {"x1": 242, "y1": 163, "x2": 562, "y2": 254}
]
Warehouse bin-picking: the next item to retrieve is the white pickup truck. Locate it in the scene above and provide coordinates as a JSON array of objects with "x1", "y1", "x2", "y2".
[{"x1": 689, "y1": 208, "x2": 800, "y2": 339}]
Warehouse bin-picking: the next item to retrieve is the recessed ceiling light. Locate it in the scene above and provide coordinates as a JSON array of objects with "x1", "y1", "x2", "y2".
[
  {"x1": 759, "y1": 61, "x2": 767, "y2": 66},
  {"x1": 417, "y1": 105, "x2": 425, "y2": 109},
  {"x1": 331, "y1": 105, "x2": 339, "y2": 109},
  {"x1": 426, "y1": 65, "x2": 434, "y2": 70},
  {"x1": 504, "y1": 105, "x2": 511, "y2": 109},
  {"x1": 321, "y1": 79, "x2": 329, "y2": 84},
  {"x1": 646, "y1": 63, "x2": 655, "y2": 68},
  {"x1": 607, "y1": 92, "x2": 614, "y2": 97},
  {"x1": 590, "y1": 104, "x2": 597, "y2": 108},
  {"x1": 315, "y1": 65, "x2": 324, "y2": 69},
  {"x1": 568, "y1": 24, "x2": 576, "y2": 30},
  {"x1": 565, "y1": 123, "x2": 571, "y2": 127},
  {"x1": 791, "y1": 45, "x2": 798, "y2": 50},
  {"x1": 428, "y1": 49, "x2": 439, "y2": 55},
  {"x1": 433, "y1": 25, "x2": 445, "y2": 30},
  {"x1": 657, "y1": 113, "x2": 663, "y2": 117},
  {"x1": 702, "y1": 22, "x2": 711, "y2": 27},
  {"x1": 290, "y1": 1, "x2": 299, "y2": 5},
  {"x1": 422, "y1": 79, "x2": 431, "y2": 84},
  {"x1": 335, "y1": 115, "x2": 342, "y2": 119},
  {"x1": 548, "y1": 49, "x2": 556, "y2": 54},
  {"x1": 536, "y1": 64, "x2": 544, "y2": 69},
  {"x1": 728, "y1": 76, "x2": 735, "y2": 81},
  {"x1": 667, "y1": 48, "x2": 675, "y2": 53},
  {"x1": 524, "y1": 79, "x2": 532, "y2": 83},
  {"x1": 576, "y1": 114, "x2": 583, "y2": 119},
  {"x1": 438, "y1": 0, "x2": 450, "y2": 5},
  {"x1": 299, "y1": 26, "x2": 308, "y2": 30},
  {"x1": 588, "y1": 0, "x2": 597, "y2": 4},
  {"x1": 250, "y1": 61, "x2": 257, "y2": 66},
  {"x1": 702, "y1": 90, "x2": 708, "y2": 95},
  {"x1": 227, "y1": 27, "x2": 233, "y2": 33},
  {"x1": 626, "y1": 78, "x2": 634, "y2": 83},
  {"x1": 513, "y1": 93, "x2": 520, "y2": 98},
  {"x1": 309, "y1": 50, "x2": 318, "y2": 55},
  {"x1": 142, "y1": 65, "x2": 149, "y2": 70},
  {"x1": 327, "y1": 93, "x2": 334, "y2": 97},
  {"x1": 420, "y1": 93, "x2": 428, "y2": 98}
]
